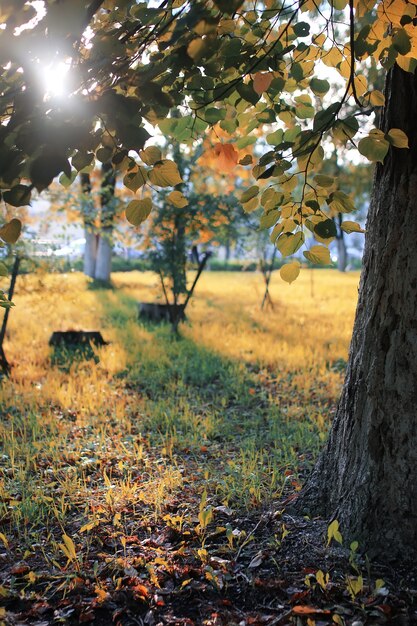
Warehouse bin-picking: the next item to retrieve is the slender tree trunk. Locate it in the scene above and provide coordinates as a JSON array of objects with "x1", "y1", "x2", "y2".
[
  {"x1": 84, "y1": 230, "x2": 98, "y2": 278},
  {"x1": 80, "y1": 173, "x2": 97, "y2": 278},
  {"x1": 296, "y1": 65, "x2": 417, "y2": 560},
  {"x1": 336, "y1": 215, "x2": 347, "y2": 272},
  {"x1": 94, "y1": 163, "x2": 116, "y2": 283}
]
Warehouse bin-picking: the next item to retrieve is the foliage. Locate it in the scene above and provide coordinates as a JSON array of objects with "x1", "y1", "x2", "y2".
[{"x1": 0, "y1": 0, "x2": 413, "y2": 278}]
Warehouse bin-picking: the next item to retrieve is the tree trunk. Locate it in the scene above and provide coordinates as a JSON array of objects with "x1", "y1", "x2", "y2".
[
  {"x1": 296, "y1": 65, "x2": 417, "y2": 560},
  {"x1": 94, "y1": 163, "x2": 116, "y2": 284},
  {"x1": 336, "y1": 215, "x2": 347, "y2": 272},
  {"x1": 84, "y1": 229, "x2": 98, "y2": 279},
  {"x1": 80, "y1": 173, "x2": 97, "y2": 278}
]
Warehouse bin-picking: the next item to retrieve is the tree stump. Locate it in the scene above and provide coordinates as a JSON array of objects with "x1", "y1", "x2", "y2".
[
  {"x1": 138, "y1": 303, "x2": 186, "y2": 324},
  {"x1": 49, "y1": 331, "x2": 108, "y2": 347}
]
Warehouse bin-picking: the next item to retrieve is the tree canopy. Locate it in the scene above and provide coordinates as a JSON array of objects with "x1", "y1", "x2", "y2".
[{"x1": 0, "y1": 0, "x2": 414, "y2": 275}]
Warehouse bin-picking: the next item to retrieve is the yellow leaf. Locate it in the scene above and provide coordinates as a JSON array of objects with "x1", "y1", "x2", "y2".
[
  {"x1": 59, "y1": 534, "x2": 77, "y2": 562},
  {"x1": 0, "y1": 532, "x2": 9, "y2": 549},
  {"x1": 341, "y1": 221, "x2": 365, "y2": 234},
  {"x1": 327, "y1": 520, "x2": 343, "y2": 546},
  {"x1": 369, "y1": 90, "x2": 385, "y2": 107},
  {"x1": 27, "y1": 571, "x2": 36, "y2": 584},
  {"x1": 280, "y1": 261, "x2": 301, "y2": 284},
  {"x1": 139, "y1": 146, "x2": 162, "y2": 165},
  {"x1": 276, "y1": 231, "x2": 305, "y2": 257},
  {"x1": 126, "y1": 198, "x2": 152, "y2": 226},
  {"x1": 387, "y1": 128, "x2": 409, "y2": 148},
  {"x1": 253, "y1": 72, "x2": 273, "y2": 95},
  {"x1": 148, "y1": 160, "x2": 183, "y2": 187},
  {"x1": 0, "y1": 219, "x2": 22, "y2": 244},
  {"x1": 303, "y1": 245, "x2": 331, "y2": 265},
  {"x1": 167, "y1": 190, "x2": 188, "y2": 208},
  {"x1": 123, "y1": 167, "x2": 147, "y2": 192}
]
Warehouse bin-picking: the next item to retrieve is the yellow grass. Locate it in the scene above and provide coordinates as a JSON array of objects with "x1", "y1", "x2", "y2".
[{"x1": 0, "y1": 268, "x2": 359, "y2": 572}]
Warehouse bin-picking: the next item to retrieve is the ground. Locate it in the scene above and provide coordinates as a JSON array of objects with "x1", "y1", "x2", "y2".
[{"x1": 0, "y1": 270, "x2": 415, "y2": 626}]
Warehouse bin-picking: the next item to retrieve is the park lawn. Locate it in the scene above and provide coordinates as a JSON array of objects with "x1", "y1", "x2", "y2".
[{"x1": 1, "y1": 268, "x2": 396, "y2": 626}]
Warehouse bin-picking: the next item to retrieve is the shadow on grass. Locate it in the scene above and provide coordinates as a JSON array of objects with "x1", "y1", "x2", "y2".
[{"x1": 95, "y1": 288, "x2": 325, "y2": 470}]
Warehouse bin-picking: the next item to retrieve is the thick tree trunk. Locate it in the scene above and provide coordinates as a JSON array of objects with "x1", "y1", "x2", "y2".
[{"x1": 296, "y1": 65, "x2": 417, "y2": 560}]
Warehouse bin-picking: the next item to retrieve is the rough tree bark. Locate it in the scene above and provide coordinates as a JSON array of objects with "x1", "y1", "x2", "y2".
[{"x1": 296, "y1": 65, "x2": 417, "y2": 560}]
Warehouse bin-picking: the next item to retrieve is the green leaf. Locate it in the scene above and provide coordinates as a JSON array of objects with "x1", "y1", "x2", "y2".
[
  {"x1": 241, "y1": 185, "x2": 259, "y2": 204},
  {"x1": 3, "y1": 185, "x2": 31, "y2": 207},
  {"x1": 314, "y1": 219, "x2": 337, "y2": 239},
  {"x1": 0, "y1": 262, "x2": 8, "y2": 277},
  {"x1": 303, "y1": 245, "x2": 331, "y2": 265},
  {"x1": 392, "y1": 28, "x2": 411, "y2": 55},
  {"x1": 293, "y1": 22, "x2": 310, "y2": 37},
  {"x1": 276, "y1": 231, "x2": 304, "y2": 257},
  {"x1": 205, "y1": 108, "x2": 226, "y2": 124},
  {"x1": 358, "y1": 136, "x2": 390, "y2": 163},
  {"x1": 126, "y1": 198, "x2": 152, "y2": 225},
  {"x1": 309, "y1": 77, "x2": 330, "y2": 96},
  {"x1": 314, "y1": 175, "x2": 334, "y2": 188},
  {"x1": 0, "y1": 218, "x2": 22, "y2": 243}
]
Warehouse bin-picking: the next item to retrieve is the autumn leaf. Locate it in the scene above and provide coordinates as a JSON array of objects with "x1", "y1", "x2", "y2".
[
  {"x1": 126, "y1": 198, "x2": 152, "y2": 225},
  {"x1": 148, "y1": 160, "x2": 183, "y2": 187},
  {"x1": 213, "y1": 143, "x2": 239, "y2": 172},
  {"x1": 139, "y1": 146, "x2": 162, "y2": 165},
  {"x1": 0, "y1": 219, "x2": 22, "y2": 244},
  {"x1": 280, "y1": 261, "x2": 301, "y2": 284},
  {"x1": 253, "y1": 72, "x2": 273, "y2": 95},
  {"x1": 303, "y1": 245, "x2": 331, "y2": 265},
  {"x1": 167, "y1": 190, "x2": 188, "y2": 208}
]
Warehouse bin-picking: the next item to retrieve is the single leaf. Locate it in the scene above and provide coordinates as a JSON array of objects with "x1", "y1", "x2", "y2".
[
  {"x1": 167, "y1": 190, "x2": 188, "y2": 208},
  {"x1": 358, "y1": 135, "x2": 390, "y2": 163},
  {"x1": 148, "y1": 160, "x2": 183, "y2": 187},
  {"x1": 309, "y1": 77, "x2": 330, "y2": 96},
  {"x1": 123, "y1": 167, "x2": 148, "y2": 192},
  {"x1": 387, "y1": 128, "x2": 409, "y2": 148},
  {"x1": 139, "y1": 146, "x2": 162, "y2": 165},
  {"x1": 276, "y1": 231, "x2": 305, "y2": 257},
  {"x1": 0, "y1": 219, "x2": 22, "y2": 243},
  {"x1": 303, "y1": 245, "x2": 331, "y2": 265},
  {"x1": 253, "y1": 72, "x2": 273, "y2": 95},
  {"x1": 341, "y1": 220, "x2": 365, "y2": 234},
  {"x1": 314, "y1": 219, "x2": 337, "y2": 239},
  {"x1": 314, "y1": 175, "x2": 334, "y2": 188},
  {"x1": 126, "y1": 198, "x2": 153, "y2": 225},
  {"x1": 3, "y1": 185, "x2": 31, "y2": 207},
  {"x1": 241, "y1": 185, "x2": 259, "y2": 204},
  {"x1": 280, "y1": 261, "x2": 300, "y2": 284},
  {"x1": 0, "y1": 262, "x2": 8, "y2": 277}
]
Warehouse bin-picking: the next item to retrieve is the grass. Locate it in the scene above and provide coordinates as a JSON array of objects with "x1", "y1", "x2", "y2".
[{"x1": 0, "y1": 269, "x2": 361, "y2": 623}]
